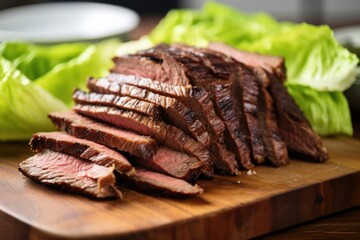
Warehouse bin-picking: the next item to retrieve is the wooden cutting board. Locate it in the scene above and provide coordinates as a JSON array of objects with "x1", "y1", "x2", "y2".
[{"x1": 0, "y1": 137, "x2": 359, "y2": 240}]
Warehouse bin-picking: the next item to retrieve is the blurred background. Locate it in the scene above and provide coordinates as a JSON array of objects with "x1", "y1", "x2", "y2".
[{"x1": 1, "y1": 0, "x2": 360, "y2": 28}]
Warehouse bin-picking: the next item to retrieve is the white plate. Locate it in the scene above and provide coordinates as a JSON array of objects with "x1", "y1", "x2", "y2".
[
  {"x1": 334, "y1": 25, "x2": 360, "y2": 47},
  {"x1": 0, "y1": 2, "x2": 139, "y2": 43}
]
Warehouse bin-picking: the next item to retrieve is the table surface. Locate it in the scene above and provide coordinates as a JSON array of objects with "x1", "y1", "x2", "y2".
[
  {"x1": 1, "y1": 15, "x2": 358, "y2": 240},
  {"x1": 127, "y1": 15, "x2": 360, "y2": 239}
]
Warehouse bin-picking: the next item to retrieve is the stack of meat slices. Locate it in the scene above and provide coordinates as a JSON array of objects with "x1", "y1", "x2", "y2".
[{"x1": 19, "y1": 43, "x2": 329, "y2": 199}]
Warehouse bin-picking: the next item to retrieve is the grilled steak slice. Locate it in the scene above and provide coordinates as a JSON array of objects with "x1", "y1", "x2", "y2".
[
  {"x1": 206, "y1": 44, "x2": 288, "y2": 165},
  {"x1": 19, "y1": 150, "x2": 121, "y2": 199},
  {"x1": 140, "y1": 45, "x2": 252, "y2": 169},
  {"x1": 48, "y1": 111, "x2": 157, "y2": 160},
  {"x1": 106, "y1": 72, "x2": 191, "y2": 97},
  {"x1": 209, "y1": 82, "x2": 252, "y2": 169},
  {"x1": 73, "y1": 104, "x2": 211, "y2": 165},
  {"x1": 213, "y1": 142, "x2": 239, "y2": 175},
  {"x1": 102, "y1": 73, "x2": 237, "y2": 174},
  {"x1": 132, "y1": 146, "x2": 205, "y2": 183},
  {"x1": 267, "y1": 74, "x2": 329, "y2": 162},
  {"x1": 73, "y1": 89, "x2": 161, "y2": 120},
  {"x1": 232, "y1": 63, "x2": 266, "y2": 164},
  {"x1": 104, "y1": 73, "x2": 225, "y2": 143},
  {"x1": 87, "y1": 78, "x2": 210, "y2": 147},
  {"x1": 175, "y1": 44, "x2": 266, "y2": 164},
  {"x1": 254, "y1": 69, "x2": 289, "y2": 166},
  {"x1": 207, "y1": 42, "x2": 286, "y2": 82},
  {"x1": 112, "y1": 55, "x2": 170, "y2": 83},
  {"x1": 138, "y1": 45, "x2": 191, "y2": 86},
  {"x1": 30, "y1": 131, "x2": 135, "y2": 175},
  {"x1": 119, "y1": 168, "x2": 204, "y2": 196}
]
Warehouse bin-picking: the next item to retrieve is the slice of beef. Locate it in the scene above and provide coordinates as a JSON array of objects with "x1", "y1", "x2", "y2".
[
  {"x1": 104, "y1": 73, "x2": 225, "y2": 143},
  {"x1": 205, "y1": 44, "x2": 288, "y2": 165},
  {"x1": 138, "y1": 44, "x2": 191, "y2": 86},
  {"x1": 19, "y1": 150, "x2": 121, "y2": 199},
  {"x1": 254, "y1": 69, "x2": 289, "y2": 166},
  {"x1": 210, "y1": 83, "x2": 253, "y2": 169},
  {"x1": 175, "y1": 44, "x2": 266, "y2": 164},
  {"x1": 73, "y1": 104, "x2": 211, "y2": 165},
  {"x1": 48, "y1": 111, "x2": 157, "y2": 160},
  {"x1": 267, "y1": 74, "x2": 329, "y2": 162},
  {"x1": 232, "y1": 63, "x2": 266, "y2": 164},
  {"x1": 102, "y1": 73, "x2": 238, "y2": 174},
  {"x1": 73, "y1": 89, "x2": 161, "y2": 120},
  {"x1": 87, "y1": 78, "x2": 210, "y2": 147},
  {"x1": 139, "y1": 45, "x2": 252, "y2": 169},
  {"x1": 30, "y1": 131, "x2": 135, "y2": 175},
  {"x1": 176, "y1": 44, "x2": 235, "y2": 80},
  {"x1": 119, "y1": 168, "x2": 204, "y2": 197},
  {"x1": 207, "y1": 42, "x2": 287, "y2": 82},
  {"x1": 112, "y1": 55, "x2": 170, "y2": 83},
  {"x1": 213, "y1": 142, "x2": 239, "y2": 175},
  {"x1": 132, "y1": 146, "x2": 205, "y2": 183}
]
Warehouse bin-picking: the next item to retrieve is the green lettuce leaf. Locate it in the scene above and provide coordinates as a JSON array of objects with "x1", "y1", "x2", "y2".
[
  {"x1": 0, "y1": 41, "x2": 88, "y2": 81},
  {"x1": 150, "y1": 2, "x2": 283, "y2": 47},
  {"x1": 238, "y1": 24, "x2": 359, "y2": 91},
  {"x1": 0, "y1": 57, "x2": 67, "y2": 141},
  {"x1": 117, "y1": 36, "x2": 154, "y2": 55},
  {"x1": 0, "y1": 39, "x2": 120, "y2": 141},
  {"x1": 36, "y1": 39, "x2": 120, "y2": 106},
  {"x1": 286, "y1": 85, "x2": 352, "y2": 136}
]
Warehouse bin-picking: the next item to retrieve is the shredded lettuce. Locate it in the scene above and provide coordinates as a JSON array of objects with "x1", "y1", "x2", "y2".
[
  {"x1": 148, "y1": 2, "x2": 358, "y2": 136},
  {"x1": 0, "y1": 39, "x2": 120, "y2": 141}
]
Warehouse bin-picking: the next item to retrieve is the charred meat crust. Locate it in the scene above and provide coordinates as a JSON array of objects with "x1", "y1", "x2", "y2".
[
  {"x1": 267, "y1": 74, "x2": 328, "y2": 162},
  {"x1": 86, "y1": 78, "x2": 210, "y2": 147},
  {"x1": 72, "y1": 104, "x2": 211, "y2": 165}
]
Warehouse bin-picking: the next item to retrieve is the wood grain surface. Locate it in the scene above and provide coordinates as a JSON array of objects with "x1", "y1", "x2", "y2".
[{"x1": 0, "y1": 137, "x2": 359, "y2": 240}]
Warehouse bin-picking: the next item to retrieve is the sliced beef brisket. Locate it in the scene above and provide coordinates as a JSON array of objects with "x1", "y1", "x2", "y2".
[
  {"x1": 73, "y1": 89, "x2": 161, "y2": 120},
  {"x1": 119, "y1": 168, "x2": 203, "y2": 197},
  {"x1": 254, "y1": 69, "x2": 289, "y2": 166},
  {"x1": 267, "y1": 74, "x2": 328, "y2": 162},
  {"x1": 175, "y1": 44, "x2": 266, "y2": 164},
  {"x1": 87, "y1": 78, "x2": 210, "y2": 147},
  {"x1": 48, "y1": 111, "x2": 157, "y2": 160},
  {"x1": 207, "y1": 42, "x2": 287, "y2": 82},
  {"x1": 30, "y1": 131, "x2": 135, "y2": 175},
  {"x1": 209, "y1": 83, "x2": 253, "y2": 169},
  {"x1": 132, "y1": 146, "x2": 205, "y2": 183},
  {"x1": 104, "y1": 73, "x2": 225, "y2": 143},
  {"x1": 206, "y1": 43, "x2": 289, "y2": 165},
  {"x1": 19, "y1": 150, "x2": 121, "y2": 199},
  {"x1": 109, "y1": 63, "x2": 237, "y2": 174},
  {"x1": 106, "y1": 73, "x2": 191, "y2": 98},
  {"x1": 112, "y1": 55, "x2": 170, "y2": 83},
  {"x1": 232, "y1": 63, "x2": 266, "y2": 164},
  {"x1": 139, "y1": 45, "x2": 252, "y2": 169},
  {"x1": 138, "y1": 45, "x2": 191, "y2": 86},
  {"x1": 73, "y1": 104, "x2": 211, "y2": 165}
]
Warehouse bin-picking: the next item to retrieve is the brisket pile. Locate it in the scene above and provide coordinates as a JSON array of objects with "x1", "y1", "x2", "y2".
[{"x1": 19, "y1": 43, "x2": 328, "y2": 200}]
